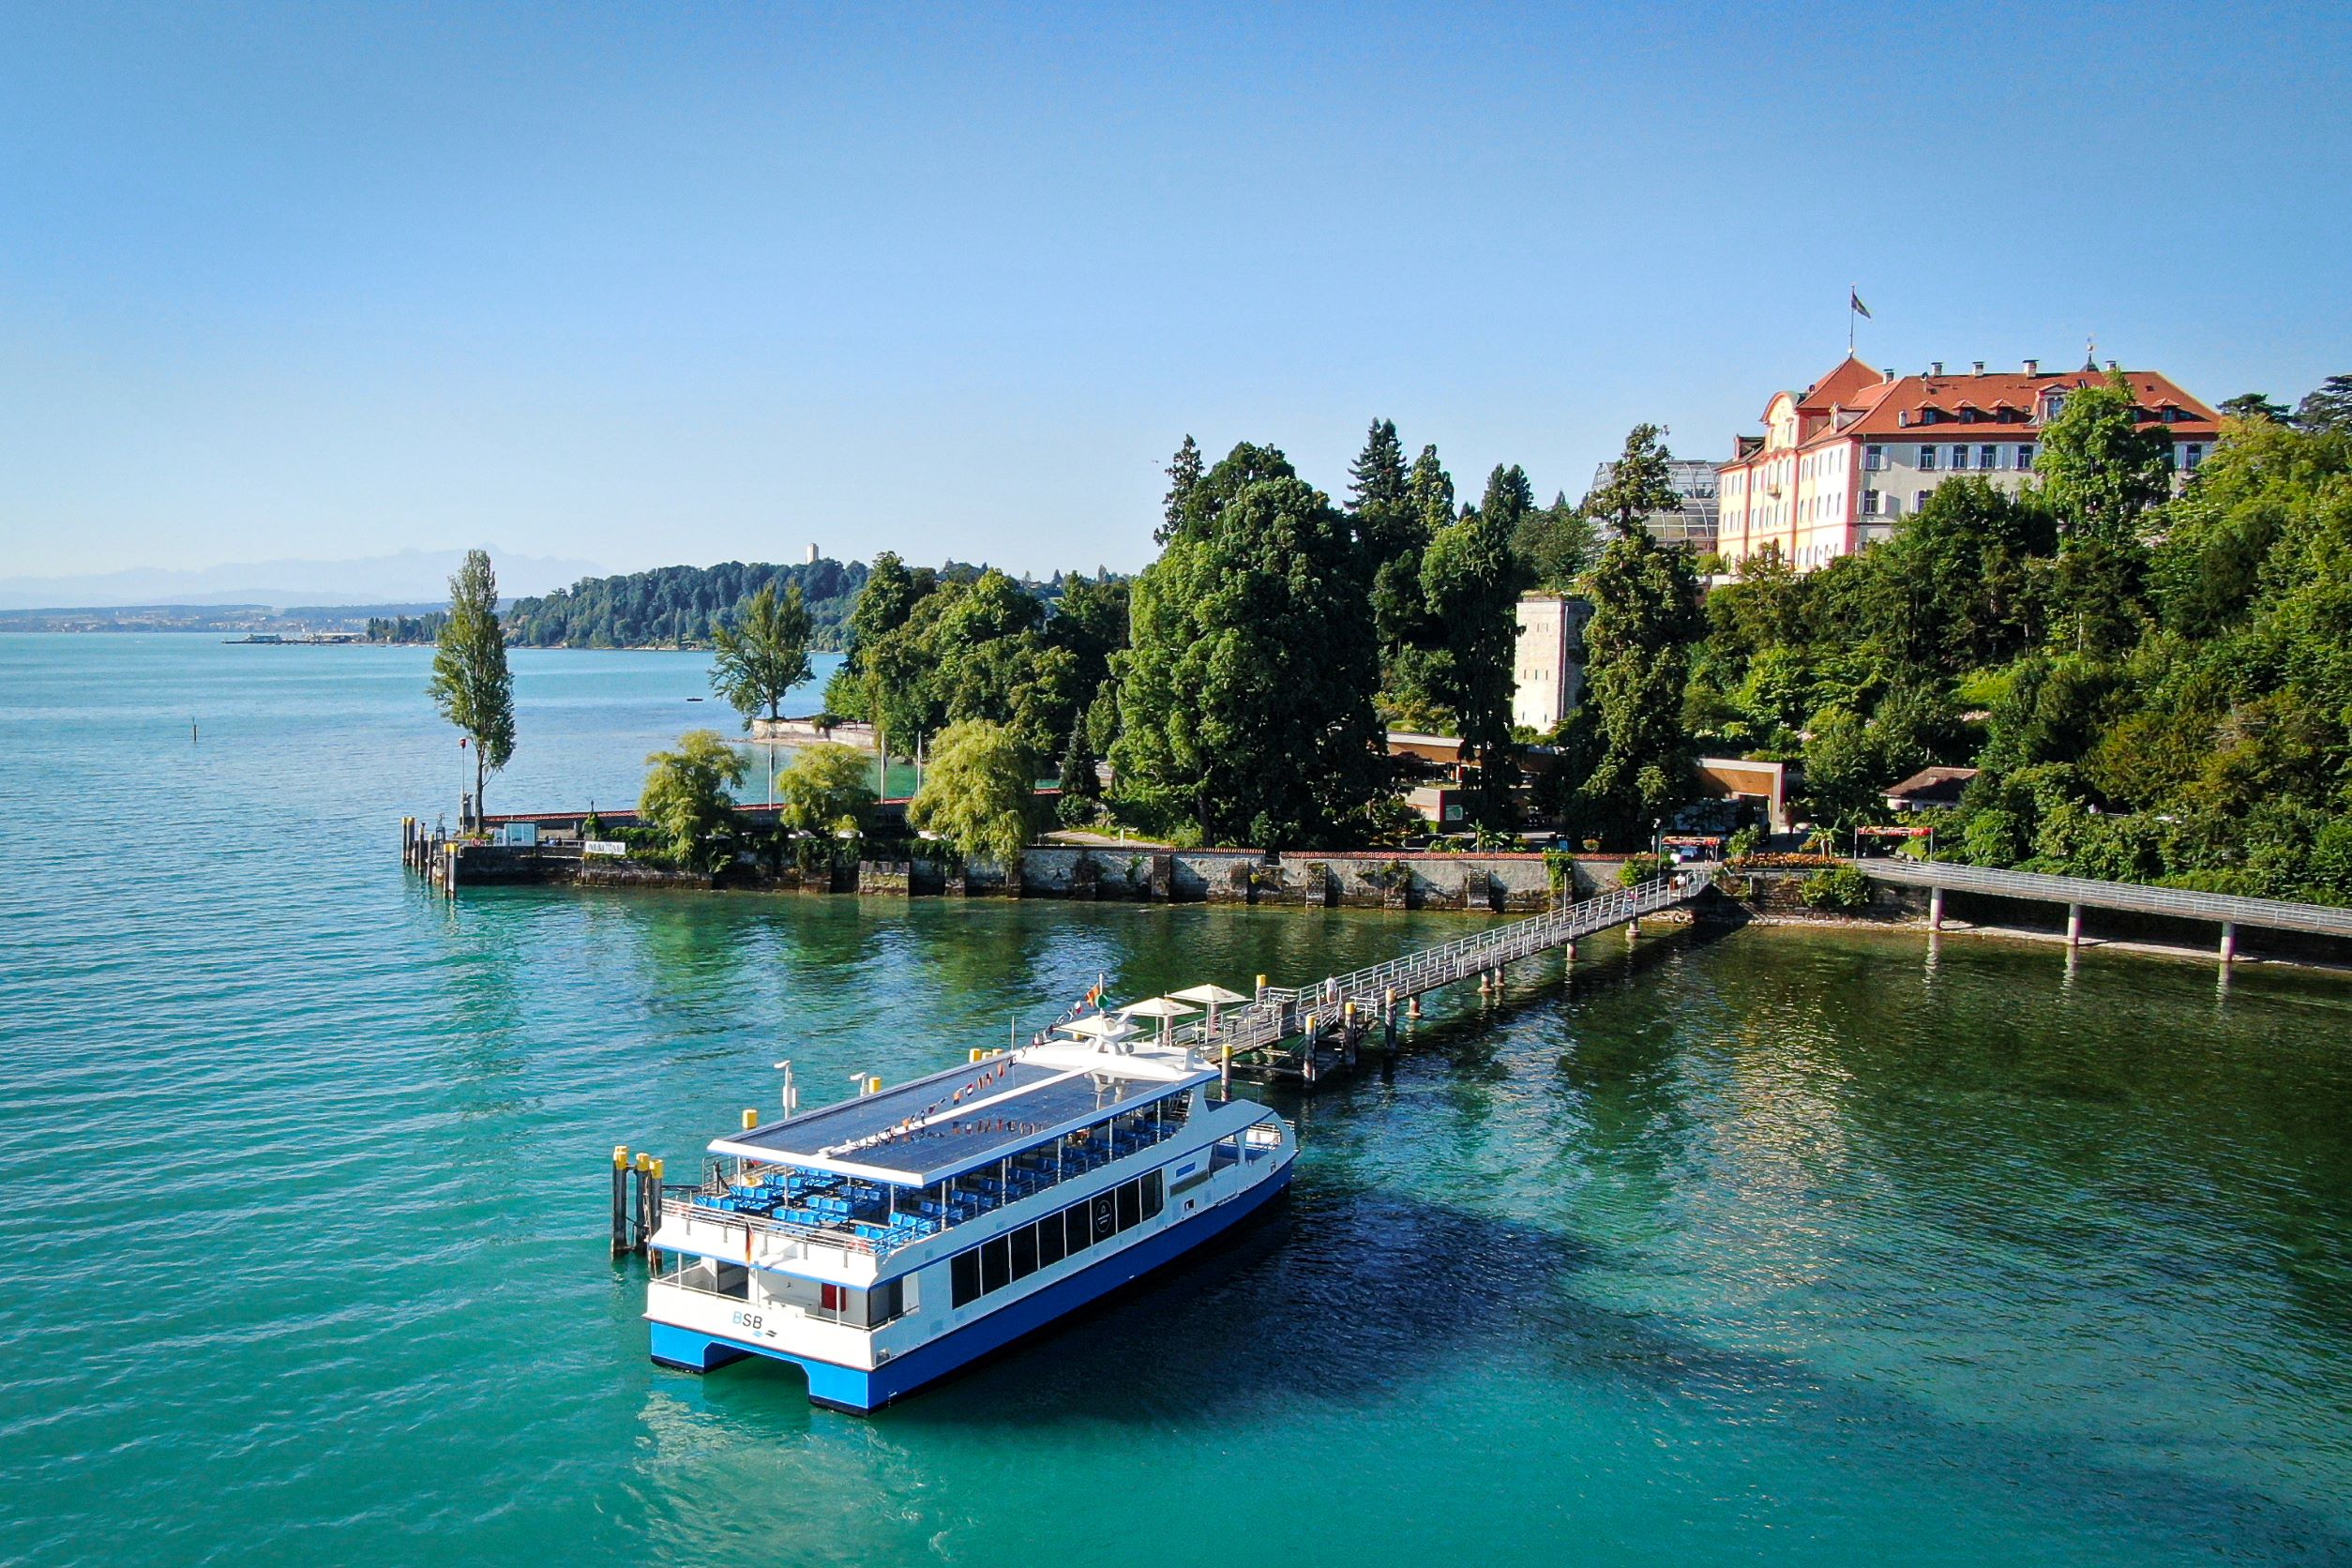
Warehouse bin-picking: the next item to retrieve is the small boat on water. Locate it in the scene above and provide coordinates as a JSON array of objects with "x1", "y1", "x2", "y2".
[{"x1": 644, "y1": 1005, "x2": 1295, "y2": 1411}]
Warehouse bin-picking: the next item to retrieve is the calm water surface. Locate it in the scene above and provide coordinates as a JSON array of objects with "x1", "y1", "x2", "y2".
[{"x1": 3, "y1": 634, "x2": 2350, "y2": 1566}]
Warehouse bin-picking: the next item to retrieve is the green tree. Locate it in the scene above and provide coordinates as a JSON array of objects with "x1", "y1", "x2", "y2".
[
  {"x1": 2293, "y1": 373, "x2": 2352, "y2": 432},
  {"x1": 1585, "y1": 423, "x2": 1682, "y2": 540},
  {"x1": 639, "y1": 731, "x2": 746, "y2": 866},
  {"x1": 2219, "y1": 392, "x2": 2292, "y2": 424},
  {"x1": 1420, "y1": 463, "x2": 1533, "y2": 817},
  {"x1": 709, "y1": 582, "x2": 814, "y2": 725},
  {"x1": 1157, "y1": 435, "x2": 1203, "y2": 545},
  {"x1": 1056, "y1": 707, "x2": 1102, "y2": 827},
  {"x1": 429, "y1": 549, "x2": 517, "y2": 820},
  {"x1": 910, "y1": 718, "x2": 1039, "y2": 867},
  {"x1": 1347, "y1": 418, "x2": 1418, "y2": 561},
  {"x1": 1579, "y1": 519, "x2": 1704, "y2": 839},
  {"x1": 1513, "y1": 490, "x2": 1598, "y2": 591},
  {"x1": 1112, "y1": 443, "x2": 1386, "y2": 846},
  {"x1": 2034, "y1": 370, "x2": 2173, "y2": 542},
  {"x1": 775, "y1": 742, "x2": 875, "y2": 837}
]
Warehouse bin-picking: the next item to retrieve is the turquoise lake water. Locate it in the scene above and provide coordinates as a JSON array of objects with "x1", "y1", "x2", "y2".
[{"x1": 4, "y1": 632, "x2": 2351, "y2": 1566}]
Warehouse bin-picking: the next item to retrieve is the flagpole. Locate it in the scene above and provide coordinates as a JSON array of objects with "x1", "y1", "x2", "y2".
[{"x1": 1848, "y1": 283, "x2": 1856, "y2": 354}]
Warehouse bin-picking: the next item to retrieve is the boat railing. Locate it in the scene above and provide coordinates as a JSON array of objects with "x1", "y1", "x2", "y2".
[{"x1": 660, "y1": 1195, "x2": 893, "y2": 1256}]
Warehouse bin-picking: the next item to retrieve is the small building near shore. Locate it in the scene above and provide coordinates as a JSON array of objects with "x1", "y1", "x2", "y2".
[{"x1": 1883, "y1": 765, "x2": 1979, "y2": 812}]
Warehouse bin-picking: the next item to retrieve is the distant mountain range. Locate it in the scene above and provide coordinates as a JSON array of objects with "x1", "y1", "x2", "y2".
[{"x1": 0, "y1": 547, "x2": 604, "y2": 611}]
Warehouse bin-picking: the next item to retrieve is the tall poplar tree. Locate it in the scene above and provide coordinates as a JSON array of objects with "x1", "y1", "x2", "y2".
[{"x1": 429, "y1": 549, "x2": 516, "y2": 821}]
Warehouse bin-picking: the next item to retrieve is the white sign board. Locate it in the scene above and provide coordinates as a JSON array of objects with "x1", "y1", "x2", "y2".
[{"x1": 583, "y1": 839, "x2": 627, "y2": 858}]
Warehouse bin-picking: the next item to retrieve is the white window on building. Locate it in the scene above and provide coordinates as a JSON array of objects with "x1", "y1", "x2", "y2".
[
  {"x1": 1980, "y1": 445, "x2": 1998, "y2": 470},
  {"x1": 1915, "y1": 490, "x2": 1932, "y2": 513},
  {"x1": 1918, "y1": 445, "x2": 1937, "y2": 471},
  {"x1": 2017, "y1": 443, "x2": 2036, "y2": 468},
  {"x1": 1949, "y1": 445, "x2": 1969, "y2": 471},
  {"x1": 1862, "y1": 489, "x2": 1879, "y2": 515},
  {"x1": 2183, "y1": 443, "x2": 2206, "y2": 471},
  {"x1": 1865, "y1": 445, "x2": 1884, "y2": 471}
]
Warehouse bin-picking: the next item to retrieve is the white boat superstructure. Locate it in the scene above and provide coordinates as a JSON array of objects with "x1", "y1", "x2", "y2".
[{"x1": 644, "y1": 1019, "x2": 1295, "y2": 1410}]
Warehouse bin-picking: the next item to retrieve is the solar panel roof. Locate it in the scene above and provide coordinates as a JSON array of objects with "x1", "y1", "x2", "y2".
[{"x1": 710, "y1": 1054, "x2": 1200, "y2": 1186}]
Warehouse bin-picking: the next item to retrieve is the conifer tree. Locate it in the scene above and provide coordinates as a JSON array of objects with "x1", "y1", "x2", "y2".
[
  {"x1": 1585, "y1": 423, "x2": 1682, "y2": 540},
  {"x1": 1156, "y1": 435, "x2": 1203, "y2": 545}
]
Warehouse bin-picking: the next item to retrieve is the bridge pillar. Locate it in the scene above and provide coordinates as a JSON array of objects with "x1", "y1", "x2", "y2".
[
  {"x1": 1627, "y1": 917, "x2": 1639, "y2": 942},
  {"x1": 1928, "y1": 886, "x2": 1944, "y2": 932},
  {"x1": 1408, "y1": 996, "x2": 1422, "y2": 1019},
  {"x1": 2219, "y1": 922, "x2": 2238, "y2": 967},
  {"x1": 2066, "y1": 903, "x2": 2083, "y2": 947}
]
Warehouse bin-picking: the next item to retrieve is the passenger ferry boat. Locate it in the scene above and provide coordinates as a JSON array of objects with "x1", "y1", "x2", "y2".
[{"x1": 644, "y1": 1009, "x2": 1296, "y2": 1411}]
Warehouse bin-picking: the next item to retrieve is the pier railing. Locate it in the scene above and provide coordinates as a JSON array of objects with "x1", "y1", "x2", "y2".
[{"x1": 1173, "y1": 871, "x2": 1702, "y2": 1057}]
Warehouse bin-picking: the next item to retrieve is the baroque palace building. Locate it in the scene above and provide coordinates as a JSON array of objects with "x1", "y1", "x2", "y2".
[{"x1": 1715, "y1": 354, "x2": 2220, "y2": 570}]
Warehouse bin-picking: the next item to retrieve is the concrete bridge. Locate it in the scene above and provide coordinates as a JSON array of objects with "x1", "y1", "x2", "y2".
[{"x1": 1858, "y1": 857, "x2": 2352, "y2": 965}]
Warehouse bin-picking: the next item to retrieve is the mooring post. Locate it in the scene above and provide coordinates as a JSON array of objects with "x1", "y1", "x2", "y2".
[
  {"x1": 1408, "y1": 995, "x2": 1422, "y2": 1019},
  {"x1": 632, "y1": 1152, "x2": 653, "y2": 1255},
  {"x1": 1928, "y1": 885, "x2": 1945, "y2": 932},
  {"x1": 1627, "y1": 916, "x2": 1640, "y2": 942},
  {"x1": 2066, "y1": 903, "x2": 2083, "y2": 947},
  {"x1": 646, "y1": 1157, "x2": 665, "y2": 1268},
  {"x1": 611, "y1": 1144, "x2": 630, "y2": 1257},
  {"x1": 2219, "y1": 921, "x2": 2238, "y2": 967}
]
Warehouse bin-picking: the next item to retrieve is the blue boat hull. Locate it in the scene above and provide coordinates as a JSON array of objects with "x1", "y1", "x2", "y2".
[{"x1": 650, "y1": 1164, "x2": 1292, "y2": 1411}]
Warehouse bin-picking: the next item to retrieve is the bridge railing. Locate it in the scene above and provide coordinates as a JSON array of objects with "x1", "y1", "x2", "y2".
[{"x1": 1858, "y1": 857, "x2": 2352, "y2": 939}]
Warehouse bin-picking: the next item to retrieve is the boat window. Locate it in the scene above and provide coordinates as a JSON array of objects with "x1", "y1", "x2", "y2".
[
  {"x1": 1010, "y1": 1225, "x2": 1038, "y2": 1280},
  {"x1": 951, "y1": 1248, "x2": 980, "y2": 1307},
  {"x1": 868, "y1": 1276, "x2": 906, "y2": 1326},
  {"x1": 1090, "y1": 1190, "x2": 1118, "y2": 1245},
  {"x1": 1064, "y1": 1202, "x2": 1092, "y2": 1257},
  {"x1": 1037, "y1": 1212, "x2": 1066, "y2": 1267},
  {"x1": 1115, "y1": 1180, "x2": 1141, "y2": 1232},
  {"x1": 1142, "y1": 1169, "x2": 1164, "y2": 1220},
  {"x1": 980, "y1": 1235, "x2": 1011, "y2": 1294}
]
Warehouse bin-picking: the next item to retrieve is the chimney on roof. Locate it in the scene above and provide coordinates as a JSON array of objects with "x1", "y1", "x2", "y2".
[
  {"x1": 1880, "y1": 368, "x2": 1894, "y2": 382},
  {"x1": 2023, "y1": 357, "x2": 2040, "y2": 375},
  {"x1": 1972, "y1": 360, "x2": 1985, "y2": 375},
  {"x1": 1929, "y1": 361, "x2": 1943, "y2": 377},
  {"x1": 2105, "y1": 359, "x2": 2118, "y2": 373}
]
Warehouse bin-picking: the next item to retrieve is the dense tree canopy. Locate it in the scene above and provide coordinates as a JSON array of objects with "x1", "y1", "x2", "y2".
[
  {"x1": 1111, "y1": 443, "x2": 1387, "y2": 848},
  {"x1": 505, "y1": 558, "x2": 866, "y2": 650}
]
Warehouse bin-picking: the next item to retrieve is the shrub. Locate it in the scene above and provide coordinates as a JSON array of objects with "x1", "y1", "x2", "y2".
[
  {"x1": 1799, "y1": 864, "x2": 1872, "y2": 911},
  {"x1": 1726, "y1": 822, "x2": 1765, "y2": 860},
  {"x1": 1618, "y1": 852, "x2": 1669, "y2": 886}
]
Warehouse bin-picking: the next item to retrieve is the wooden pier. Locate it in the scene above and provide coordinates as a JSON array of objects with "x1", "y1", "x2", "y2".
[{"x1": 1175, "y1": 871, "x2": 1705, "y2": 1084}]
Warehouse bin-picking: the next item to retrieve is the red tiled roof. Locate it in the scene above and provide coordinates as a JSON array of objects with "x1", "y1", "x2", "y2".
[
  {"x1": 1841, "y1": 368, "x2": 2219, "y2": 439},
  {"x1": 1793, "y1": 354, "x2": 1887, "y2": 414}
]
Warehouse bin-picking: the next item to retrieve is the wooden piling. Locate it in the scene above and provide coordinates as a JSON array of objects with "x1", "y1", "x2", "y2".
[
  {"x1": 1927, "y1": 885, "x2": 1945, "y2": 931},
  {"x1": 2066, "y1": 903, "x2": 2083, "y2": 946},
  {"x1": 2219, "y1": 921, "x2": 2239, "y2": 966}
]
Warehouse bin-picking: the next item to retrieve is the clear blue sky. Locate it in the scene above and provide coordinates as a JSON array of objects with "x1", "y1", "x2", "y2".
[{"x1": 3, "y1": 2, "x2": 2345, "y2": 583}]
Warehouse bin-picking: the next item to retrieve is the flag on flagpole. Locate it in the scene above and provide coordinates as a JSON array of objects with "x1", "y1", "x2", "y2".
[{"x1": 1849, "y1": 289, "x2": 1872, "y2": 319}]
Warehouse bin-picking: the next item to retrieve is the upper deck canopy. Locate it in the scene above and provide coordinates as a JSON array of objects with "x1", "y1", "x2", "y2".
[{"x1": 709, "y1": 1047, "x2": 1210, "y2": 1186}]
